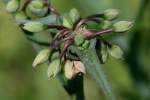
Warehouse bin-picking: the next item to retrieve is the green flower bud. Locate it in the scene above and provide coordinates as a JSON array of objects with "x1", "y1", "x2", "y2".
[
  {"x1": 15, "y1": 12, "x2": 27, "y2": 21},
  {"x1": 100, "y1": 42, "x2": 109, "y2": 63},
  {"x1": 64, "y1": 60, "x2": 75, "y2": 79},
  {"x1": 51, "y1": 51, "x2": 60, "y2": 61},
  {"x1": 104, "y1": 9, "x2": 119, "y2": 21},
  {"x1": 28, "y1": 0, "x2": 48, "y2": 17},
  {"x1": 23, "y1": 21, "x2": 45, "y2": 32},
  {"x1": 32, "y1": 49, "x2": 50, "y2": 67},
  {"x1": 63, "y1": 18, "x2": 72, "y2": 28},
  {"x1": 108, "y1": 45, "x2": 123, "y2": 59},
  {"x1": 102, "y1": 20, "x2": 112, "y2": 29},
  {"x1": 30, "y1": 0, "x2": 44, "y2": 9},
  {"x1": 47, "y1": 59, "x2": 61, "y2": 78},
  {"x1": 74, "y1": 34, "x2": 85, "y2": 46},
  {"x1": 6, "y1": 0, "x2": 19, "y2": 13},
  {"x1": 113, "y1": 21, "x2": 133, "y2": 32},
  {"x1": 69, "y1": 8, "x2": 80, "y2": 23}
]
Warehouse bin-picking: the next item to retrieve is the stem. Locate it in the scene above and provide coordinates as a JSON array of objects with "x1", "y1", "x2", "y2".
[{"x1": 84, "y1": 29, "x2": 113, "y2": 39}]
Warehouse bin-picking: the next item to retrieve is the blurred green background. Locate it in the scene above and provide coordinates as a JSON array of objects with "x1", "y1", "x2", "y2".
[{"x1": 0, "y1": 0, "x2": 150, "y2": 100}]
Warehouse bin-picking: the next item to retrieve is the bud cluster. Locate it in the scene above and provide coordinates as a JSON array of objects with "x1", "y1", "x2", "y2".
[{"x1": 6, "y1": 0, "x2": 133, "y2": 80}]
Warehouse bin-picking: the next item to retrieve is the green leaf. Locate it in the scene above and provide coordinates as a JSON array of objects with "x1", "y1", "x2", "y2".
[
  {"x1": 108, "y1": 45, "x2": 124, "y2": 59},
  {"x1": 47, "y1": 59, "x2": 61, "y2": 78},
  {"x1": 70, "y1": 39, "x2": 116, "y2": 100}
]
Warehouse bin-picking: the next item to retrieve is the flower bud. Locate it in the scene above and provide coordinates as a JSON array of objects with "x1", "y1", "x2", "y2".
[
  {"x1": 104, "y1": 9, "x2": 119, "y2": 21},
  {"x1": 51, "y1": 51, "x2": 60, "y2": 61},
  {"x1": 32, "y1": 49, "x2": 50, "y2": 67},
  {"x1": 28, "y1": 0, "x2": 48, "y2": 17},
  {"x1": 6, "y1": 0, "x2": 19, "y2": 13},
  {"x1": 47, "y1": 59, "x2": 61, "y2": 78},
  {"x1": 64, "y1": 60, "x2": 75, "y2": 80},
  {"x1": 63, "y1": 18, "x2": 72, "y2": 28},
  {"x1": 15, "y1": 12, "x2": 27, "y2": 21},
  {"x1": 113, "y1": 21, "x2": 133, "y2": 32},
  {"x1": 23, "y1": 21, "x2": 45, "y2": 32},
  {"x1": 69, "y1": 8, "x2": 80, "y2": 23},
  {"x1": 100, "y1": 42, "x2": 109, "y2": 63},
  {"x1": 102, "y1": 20, "x2": 112, "y2": 29},
  {"x1": 73, "y1": 61, "x2": 86, "y2": 74},
  {"x1": 108, "y1": 45, "x2": 123, "y2": 59}
]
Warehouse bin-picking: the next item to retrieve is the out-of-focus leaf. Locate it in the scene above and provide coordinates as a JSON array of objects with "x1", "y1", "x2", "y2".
[{"x1": 70, "y1": 39, "x2": 116, "y2": 100}]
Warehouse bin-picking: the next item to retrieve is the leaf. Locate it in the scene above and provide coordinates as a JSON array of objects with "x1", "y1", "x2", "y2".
[
  {"x1": 70, "y1": 39, "x2": 116, "y2": 100},
  {"x1": 47, "y1": 59, "x2": 61, "y2": 78}
]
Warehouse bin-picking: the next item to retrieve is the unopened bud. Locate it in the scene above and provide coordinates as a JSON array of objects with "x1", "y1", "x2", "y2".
[
  {"x1": 51, "y1": 51, "x2": 60, "y2": 61},
  {"x1": 108, "y1": 45, "x2": 123, "y2": 59},
  {"x1": 69, "y1": 8, "x2": 80, "y2": 23},
  {"x1": 28, "y1": 0, "x2": 48, "y2": 17},
  {"x1": 6, "y1": 0, "x2": 19, "y2": 13},
  {"x1": 100, "y1": 42, "x2": 109, "y2": 63},
  {"x1": 23, "y1": 21, "x2": 45, "y2": 32},
  {"x1": 73, "y1": 61, "x2": 86, "y2": 74},
  {"x1": 64, "y1": 60, "x2": 75, "y2": 80},
  {"x1": 32, "y1": 49, "x2": 50, "y2": 67},
  {"x1": 15, "y1": 12, "x2": 27, "y2": 21},
  {"x1": 104, "y1": 9, "x2": 119, "y2": 21},
  {"x1": 113, "y1": 21, "x2": 133, "y2": 32},
  {"x1": 102, "y1": 21, "x2": 112, "y2": 29},
  {"x1": 47, "y1": 59, "x2": 61, "y2": 78}
]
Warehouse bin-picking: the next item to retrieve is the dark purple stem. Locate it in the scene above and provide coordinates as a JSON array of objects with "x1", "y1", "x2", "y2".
[
  {"x1": 47, "y1": 25, "x2": 68, "y2": 30},
  {"x1": 95, "y1": 28, "x2": 113, "y2": 36},
  {"x1": 84, "y1": 29, "x2": 113, "y2": 39}
]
